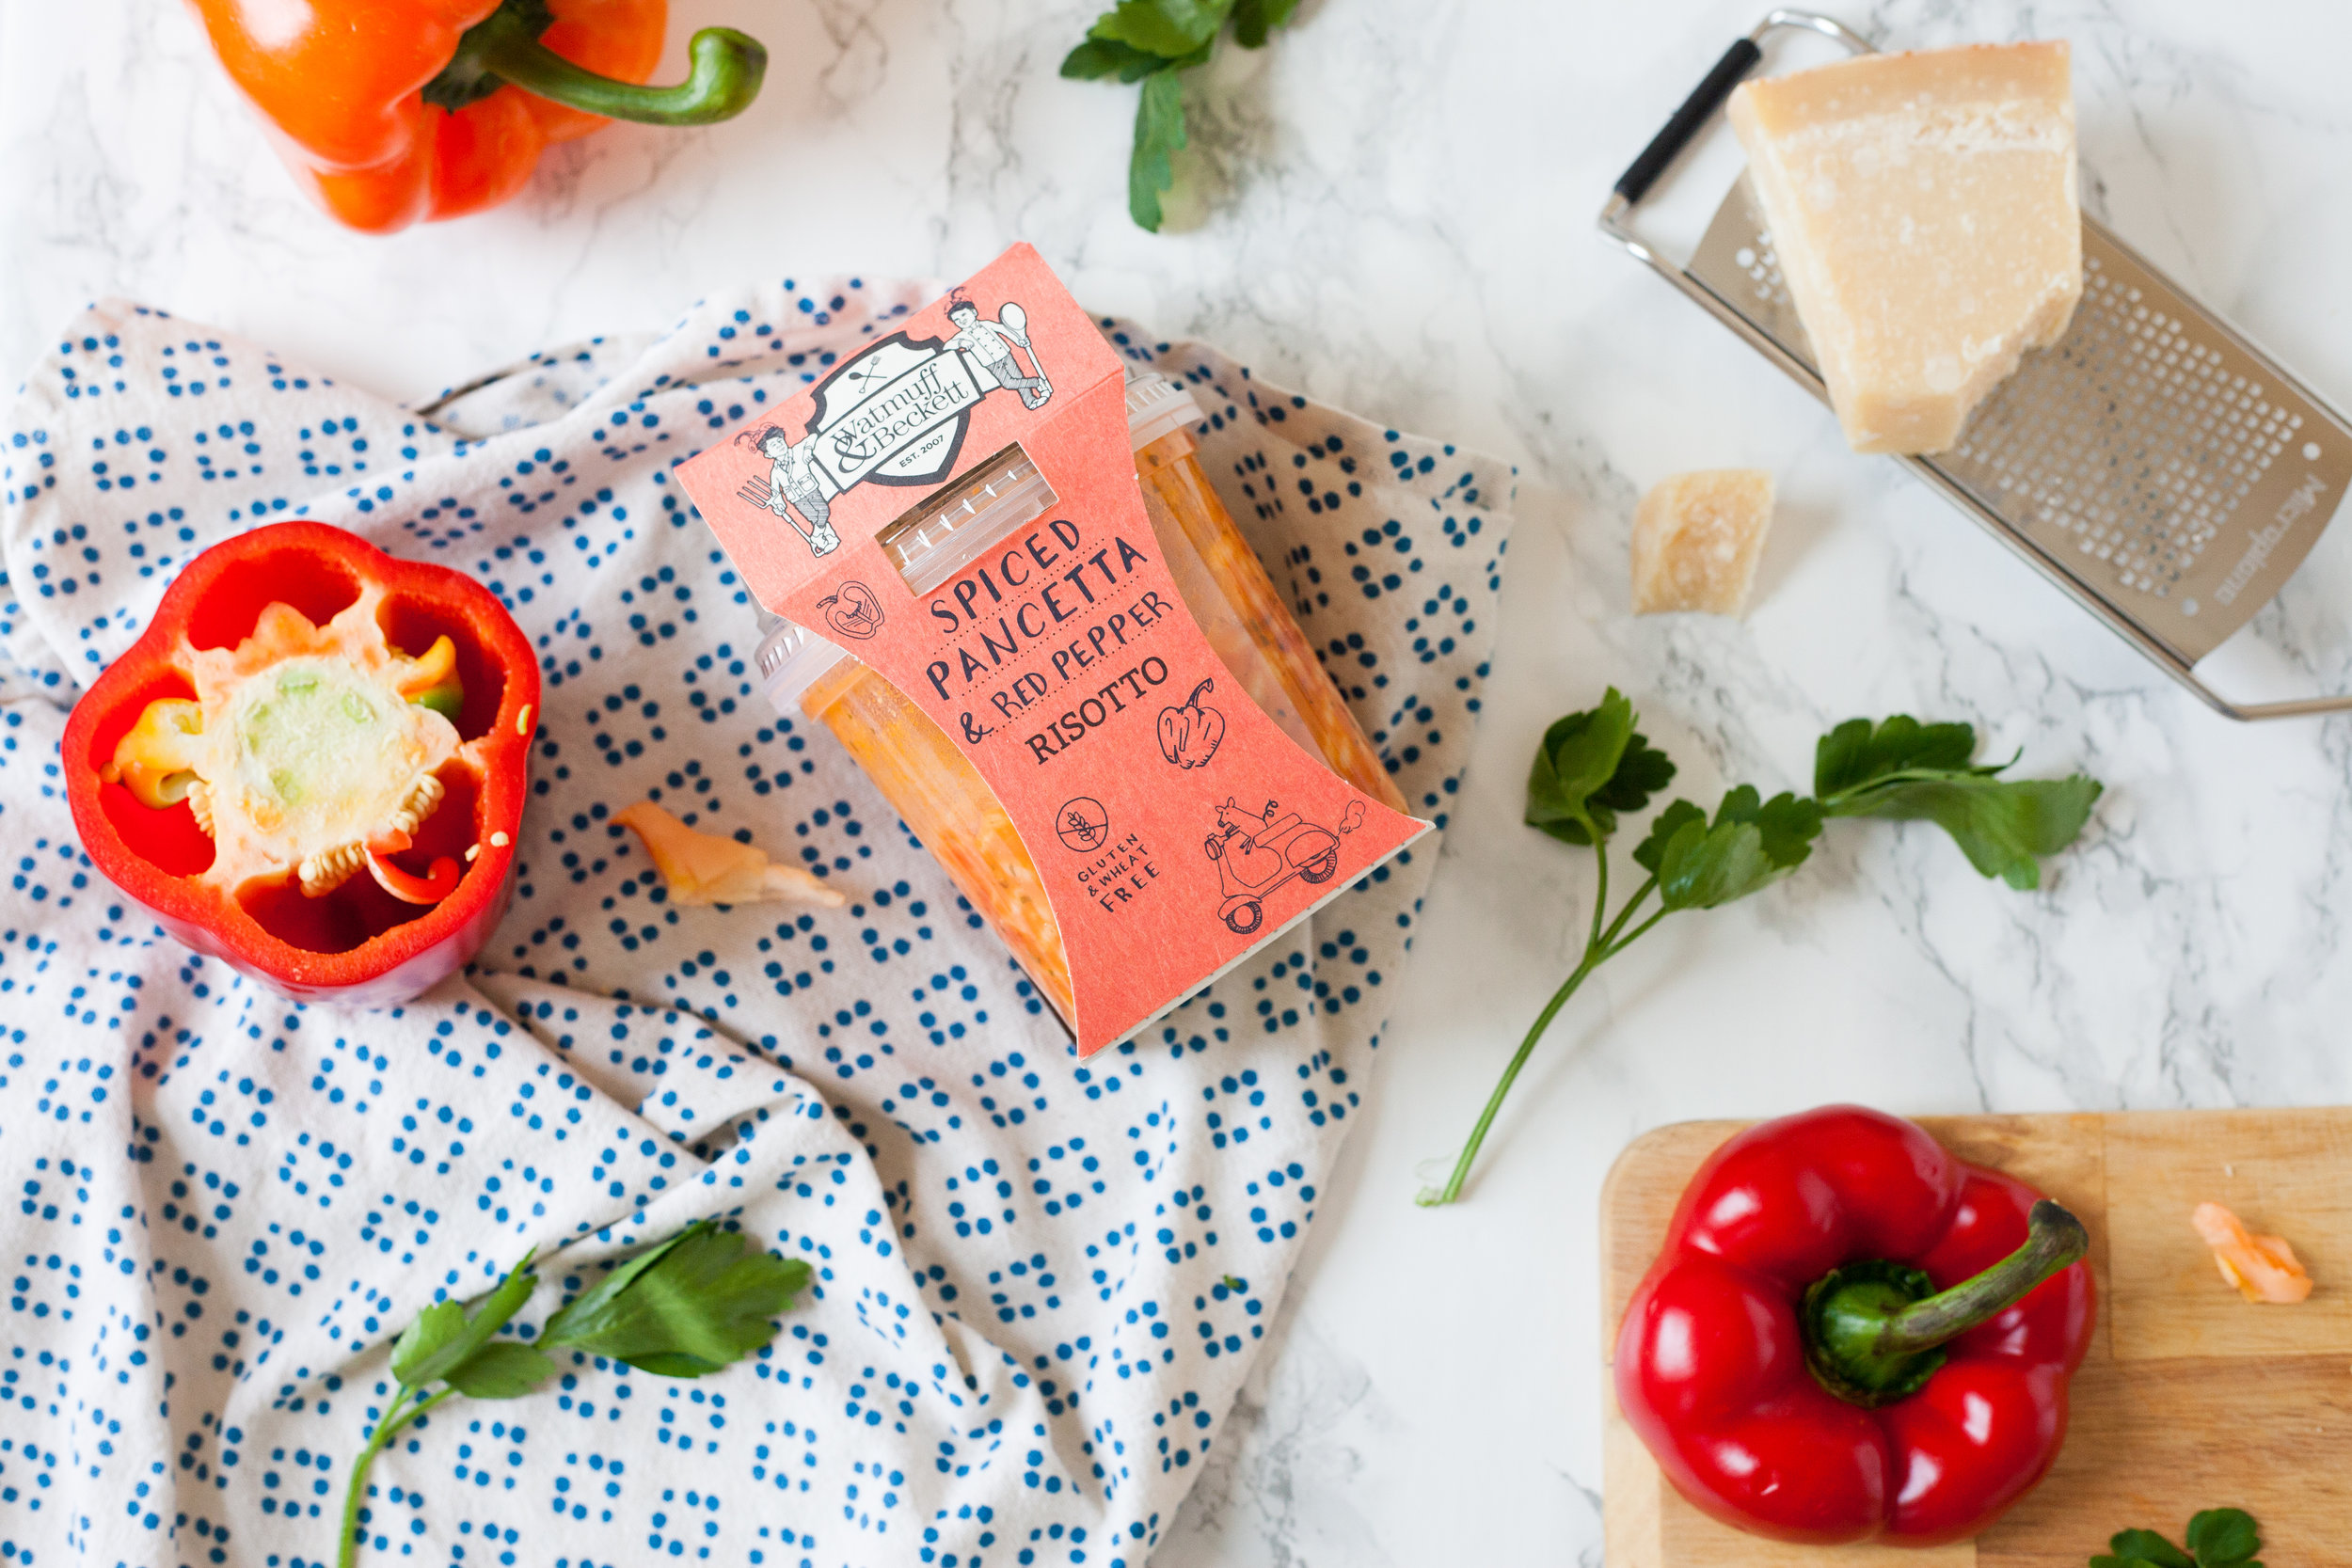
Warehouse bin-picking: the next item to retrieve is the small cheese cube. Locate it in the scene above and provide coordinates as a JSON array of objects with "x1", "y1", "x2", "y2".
[
  {"x1": 1728, "y1": 41, "x2": 2082, "y2": 454},
  {"x1": 1631, "y1": 469, "x2": 1774, "y2": 616}
]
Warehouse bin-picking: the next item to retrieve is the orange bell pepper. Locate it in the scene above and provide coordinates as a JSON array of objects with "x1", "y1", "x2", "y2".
[{"x1": 183, "y1": 0, "x2": 768, "y2": 232}]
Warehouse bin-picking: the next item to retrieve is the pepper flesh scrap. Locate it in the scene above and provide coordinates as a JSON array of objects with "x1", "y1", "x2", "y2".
[
  {"x1": 106, "y1": 598, "x2": 472, "y2": 901},
  {"x1": 102, "y1": 699, "x2": 207, "y2": 807},
  {"x1": 615, "y1": 801, "x2": 846, "y2": 908},
  {"x1": 364, "y1": 827, "x2": 464, "y2": 905},
  {"x1": 2192, "y1": 1201, "x2": 2313, "y2": 1304},
  {"x1": 397, "y1": 634, "x2": 466, "y2": 720}
]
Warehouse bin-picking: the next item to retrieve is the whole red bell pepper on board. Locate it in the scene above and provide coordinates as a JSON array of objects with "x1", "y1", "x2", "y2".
[
  {"x1": 64, "y1": 521, "x2": 540, "y2": 1006},
  {"x1": 1615, "y1": 1105, "x2": 2095, "y2": 1545},
  {"x1": 183, "y1": 0, "x2": 769, "y2": 232}
]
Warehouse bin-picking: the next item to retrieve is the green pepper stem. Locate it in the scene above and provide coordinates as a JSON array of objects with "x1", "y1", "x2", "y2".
[
  {"x1": 1803, "y1": 1199, "x2": 2087, "y2": 1406},
  {"x1": 1882, "y1": 1199, "x2": 2089, "y2": 1354},
  {"x1": 449, "y1": 4, "x2": 768, "y2": 126}
]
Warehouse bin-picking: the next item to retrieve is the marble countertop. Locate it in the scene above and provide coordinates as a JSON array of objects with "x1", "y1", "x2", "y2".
[{"x1": 8, "y1": 0, "x2": 2351, "y2": 1560}]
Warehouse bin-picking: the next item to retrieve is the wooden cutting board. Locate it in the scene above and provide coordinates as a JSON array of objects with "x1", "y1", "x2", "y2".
[{"x1": 1600, "y1": 1110, "x2": 2352, "y2": 1566}]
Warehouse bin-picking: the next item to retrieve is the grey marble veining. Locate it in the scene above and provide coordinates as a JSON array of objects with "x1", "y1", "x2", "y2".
[{"x1": 6, "y1": 0, "x2": 2351, "y2": 1561}]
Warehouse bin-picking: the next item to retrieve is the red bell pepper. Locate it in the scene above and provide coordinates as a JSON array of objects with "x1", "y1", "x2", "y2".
[
  {"x1": 183, "y1": 0, "x2": 769, "y2": 233},
  {"x1": 63, "y1": 521, "x2": 540, "y2": 1006},
  {"x1": 1615, "y1": 1105, "x2": 2095, "y2": 1545}
]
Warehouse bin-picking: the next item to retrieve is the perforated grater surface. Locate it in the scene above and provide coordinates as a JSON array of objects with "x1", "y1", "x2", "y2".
[{"x1": 1601, "y1": 10, "x2": 2352, "y2": 719}]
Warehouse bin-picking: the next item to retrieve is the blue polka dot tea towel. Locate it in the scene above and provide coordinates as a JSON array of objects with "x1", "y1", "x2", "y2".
[{"x1": 0, "y1": 281, "x2": 1513, "y2": 1567}]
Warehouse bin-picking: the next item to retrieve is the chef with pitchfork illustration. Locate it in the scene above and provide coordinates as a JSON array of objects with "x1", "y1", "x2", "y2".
[{"x1": 735, "y1": 422, "x2": 841, "y2": 557}]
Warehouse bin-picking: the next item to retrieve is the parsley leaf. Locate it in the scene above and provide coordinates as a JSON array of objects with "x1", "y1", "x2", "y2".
[
  {"x1": 387, "y1": 1300, "x2": 464, "y2": 1384},
  {"x1": 2106, "y1": 1530, "x2": 2196, "y2": 1568},
  {"x1": 2185, "y1": 1510, "x2": 2261, "y2": 1567},
  {"x1": 389, "y1": 1252, "x2": 537, "y2": 1389},
  {"x1": 1631, "y1": 798, "x2": 1705, "y2": 876},
  {"x1": 1088, "y1": 0, "x2": 1232, "y2": 56},
  {"x1": 1232, "y1": 0, "x2": 1299, "y2": 47},
  {"x1": 1525, "y1": 689, "x2": 1675, "y2": 847},
  {"x1": 1816, "y1": 716, "x2": 2102, "y2": 890},
  {"x1": 1060, "y1": 38, "x2": 1174, "y2": 83},
  {"x1": 1129, "y1": 70, "x2": 1190, "y2": 232},
  {"x1": 1814, "y1": 715, "x2": 1989, "y2": 795},
  {"x1": 1592, "y1": 734, "x2": 1677, "y2": 830},
  {"x1": 1829, "y1": 772, "x2": 2101, "y2": 890},
  {"x1": 1653, "y1": 787, "x2": 1821, "y2": 911},
  {"x1": 1844, "y1": 775, "x2": 2107, "y2": 888},
  {"x1": 1066, "y1": 0, "x2": 1300, "y2": 229},
  {"x1": 541, "y1": 1223, "x2": 814, "y2": 1377},
  {"x1": 2089, "y1": 1509, "x2": 2260, "y2": 1568},
  {"x1": 342, "y1": 1225, "x2": 814, "y2": 1568},
  {"x1": 444, "y1": 1341, "x2": 559, "y2": 1401},
  {"x1": 1724, "y1": 785, "x2": 1825, "y2": 869}
]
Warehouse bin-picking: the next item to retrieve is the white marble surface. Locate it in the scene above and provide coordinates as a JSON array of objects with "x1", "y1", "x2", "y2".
[{"x1": 8, "y1": 0, "x2": 2352, "y2": 1561}]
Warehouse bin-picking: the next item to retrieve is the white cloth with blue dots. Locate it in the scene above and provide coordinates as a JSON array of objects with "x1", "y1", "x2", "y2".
[{"x1": 0, "y1": 279, "x2": 1513, "y2": 1568}]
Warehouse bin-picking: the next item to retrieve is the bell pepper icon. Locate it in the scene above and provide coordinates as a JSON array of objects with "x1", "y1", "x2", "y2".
[
  {"x1": 1157, "y1": 677, "x2": 1225, "y2": 769},
  {"x1": 817, "y1": 580, "x2": 883, "y2": 641}
]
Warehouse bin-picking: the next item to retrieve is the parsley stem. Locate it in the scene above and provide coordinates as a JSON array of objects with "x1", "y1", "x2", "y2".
[
  {"x1": 1588, "y1": 839, "x2": 1610, "y2": 952},
  {"x1": 1596, "y1": 873, "x2": 1658, "y2": 952},
  {"x1": 338, "y1": 1384, "x2": 454, "y2": 1568},
  {"x1": 1419, "y1": 847, "x2": 1677, "y2": 1207},
  {"x1": 1601, "y1": 903, "x2": 1671, "y2": 960},
  {"x1": 1418, "y1": 950, "x2": 1600, "y2": 1207}
]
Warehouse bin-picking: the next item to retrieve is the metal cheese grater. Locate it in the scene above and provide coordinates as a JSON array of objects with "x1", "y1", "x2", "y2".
[{"x1": 1601, "y1": 9, "x2": 2352, "y2": 719}]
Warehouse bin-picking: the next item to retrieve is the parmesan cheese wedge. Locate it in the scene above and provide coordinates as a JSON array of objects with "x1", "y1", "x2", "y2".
[
  {"x1": 1631, "y1": 469, "x2": 1774, "y2": 616},
  {"x1": 1727, "y1": 40, "x2": 2083, "y2": 454}
]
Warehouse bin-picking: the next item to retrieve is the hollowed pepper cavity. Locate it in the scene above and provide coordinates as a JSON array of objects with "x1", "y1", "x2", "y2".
[
  {"x1": 66, "y1": 522, "x2": 540, "y2": 1006},
  {"x1": 103, "y1": 606, "x2": 468, "y2": 901}
]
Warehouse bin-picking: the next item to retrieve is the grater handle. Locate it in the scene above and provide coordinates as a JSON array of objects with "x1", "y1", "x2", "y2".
[{"x1": 1613, "y1": 38, "x2": 1762, "y2": 204}]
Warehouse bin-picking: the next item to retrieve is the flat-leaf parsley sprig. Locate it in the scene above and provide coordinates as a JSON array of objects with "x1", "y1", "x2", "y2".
[
  {"x1": 1060, "y1": 0, "x2": 1302, "y2": 230},
  {"x1": 338, "y1": 1222, "x2": 811, "y2": 1568},
  {"x1": 1417, "y1": 691, "x2": 2102, "y2": 1207},
  {"x1": 2092, "y1": 1505, "x2": 2263, "y2": 1567}
]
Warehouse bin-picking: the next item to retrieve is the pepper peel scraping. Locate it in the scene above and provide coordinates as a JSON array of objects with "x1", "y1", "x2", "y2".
[
  {"x1": 65, "y1": 521, "x2": 540, "y2": 1006},
  {"x1": 1616, "y1": 1105, "x2": 2098, "y2": 1544},
  {"x1": 613, "y1": 800, "x2": 845, "y2": 909},
  {"x1": 2191, "y1": 1201, "x2": 2313, "y2": 1304}
]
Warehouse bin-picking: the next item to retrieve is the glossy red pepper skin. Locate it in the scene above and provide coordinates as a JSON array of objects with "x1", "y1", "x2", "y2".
[
  {"x1": 183, "y1": 0, "x2": 668, "y2": 232},
  {"x1": 63, "y1": 522, "x2": 539, "y2": 1006},
  {"x1": 1614, "y1": 1105, "x2": 2096, "y2": 1545}
]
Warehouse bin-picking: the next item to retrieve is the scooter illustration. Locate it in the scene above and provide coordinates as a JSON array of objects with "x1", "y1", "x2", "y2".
[{"x1": 1203, "y1": 797, "x2": 1343, "y2": 935}]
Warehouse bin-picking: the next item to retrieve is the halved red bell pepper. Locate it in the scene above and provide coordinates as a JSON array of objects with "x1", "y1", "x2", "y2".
[
  {"x1": 63, "y1": 521, "x2": 540, "y2": 1006},
  {"x1": 183, "y1": 0, "x2": 769, "y2": 233},
  {"x1": 1615, "y1": 1105, "x2": 2096, "y2": 1545}
]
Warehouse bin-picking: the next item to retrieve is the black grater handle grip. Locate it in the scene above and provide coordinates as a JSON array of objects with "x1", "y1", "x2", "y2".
[{"x1": 1613, "y1": 38, "x2": 1763, "y2": 205}]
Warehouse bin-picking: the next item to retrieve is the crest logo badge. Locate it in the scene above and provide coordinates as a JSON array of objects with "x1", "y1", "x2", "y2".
[{"x1": 734, "y1": 295, "x2": 1054, "y2": 558}]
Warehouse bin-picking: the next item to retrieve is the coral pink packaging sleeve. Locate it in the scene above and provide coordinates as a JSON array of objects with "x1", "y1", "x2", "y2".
[{"x1": 677, "y1": 245, "x2": 1428, "y2": 1055}]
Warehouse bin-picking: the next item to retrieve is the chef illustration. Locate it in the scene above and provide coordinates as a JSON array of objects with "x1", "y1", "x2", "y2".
[
  {"x1": 736, "y1": 423, "x2": 840, "y2": 557},
  {"x1": 946, "y1": 293, "x2": 1052, "y2": 411}
]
